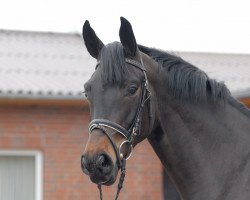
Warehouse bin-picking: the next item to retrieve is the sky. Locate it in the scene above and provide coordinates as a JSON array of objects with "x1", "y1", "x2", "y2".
[{"x1": 0, "y1": 0, "x2": 250, "y2": 54}]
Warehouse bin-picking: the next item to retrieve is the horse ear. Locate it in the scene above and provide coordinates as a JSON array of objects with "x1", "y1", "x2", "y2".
[
  {"x1": 82, "y1": 20, "x2": 104, "y2": 59},
  {"x1": 119, "y1": 17, "x2": 138, "y2": 57}
]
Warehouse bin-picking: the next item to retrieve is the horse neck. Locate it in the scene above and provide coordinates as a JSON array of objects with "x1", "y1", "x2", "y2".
[{"x1": 146, "y1": 70, "x2": 250, "y2": 199}]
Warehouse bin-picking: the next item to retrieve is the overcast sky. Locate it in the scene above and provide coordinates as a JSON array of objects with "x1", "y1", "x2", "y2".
[{"x1": 0, "y1": 0, "x2": 250, "y2": 54}]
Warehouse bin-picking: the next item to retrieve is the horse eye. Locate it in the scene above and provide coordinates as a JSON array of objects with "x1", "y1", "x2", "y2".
[
  {"x1": 83, "y1": 91, "x2": 88, "y2": 98},
  {"x1": 128, "y1": 86, "x2": 138, "y2": 95}
]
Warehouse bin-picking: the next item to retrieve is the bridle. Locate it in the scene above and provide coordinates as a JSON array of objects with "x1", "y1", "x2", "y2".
[{"x1": 83, "y1": 56, "x2": 152, "y2": 200}]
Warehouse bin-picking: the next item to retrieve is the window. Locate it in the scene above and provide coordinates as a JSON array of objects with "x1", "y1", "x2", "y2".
[{"x1": 0, "y1": 150, "x2": 43, "y2": 200}]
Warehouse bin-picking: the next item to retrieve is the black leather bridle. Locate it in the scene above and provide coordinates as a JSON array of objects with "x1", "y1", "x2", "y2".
[{"x1": 86, "y1": 57, "x2": 152, "y2": 200}]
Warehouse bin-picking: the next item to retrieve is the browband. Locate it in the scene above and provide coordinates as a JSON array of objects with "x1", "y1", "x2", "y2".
[{"x1": 96, "y1": 58, "x2": 146, "y2": 72}]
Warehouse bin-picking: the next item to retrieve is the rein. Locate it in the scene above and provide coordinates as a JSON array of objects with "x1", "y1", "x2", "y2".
[{"x1": 88, "y1": 57, "x2": 152, "y2": 200}]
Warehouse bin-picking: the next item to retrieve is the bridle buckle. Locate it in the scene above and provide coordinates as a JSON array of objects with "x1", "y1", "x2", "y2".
[
  {"x1": 132, "y1": 127, "x2": 137, "y2": 136},
  {"x1": 119, "y1": 140, "x2": 133, "y2": 160}
]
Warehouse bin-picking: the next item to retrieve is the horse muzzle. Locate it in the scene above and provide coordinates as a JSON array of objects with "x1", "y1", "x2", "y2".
[{"x1": 81, "y1": 153, "x2": 118, "y2": 185}]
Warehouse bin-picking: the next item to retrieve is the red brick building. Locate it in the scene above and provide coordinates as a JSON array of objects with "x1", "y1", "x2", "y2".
[{"x1": 0, "y1": 30, "x2": 249, "y2": 200}]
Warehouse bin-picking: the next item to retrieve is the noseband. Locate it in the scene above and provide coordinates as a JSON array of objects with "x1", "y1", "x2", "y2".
[{"x1": 87, "y1": 57, "x2": 152, "y2": 200}]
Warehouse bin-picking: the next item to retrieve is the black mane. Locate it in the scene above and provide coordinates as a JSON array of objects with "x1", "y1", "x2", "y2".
[
  {"x1": 138, "y1": 45, "x2": 250, "y2": 117},
  {"x1": 138, "y1": 45, "x2": 231, "y2": 103}
]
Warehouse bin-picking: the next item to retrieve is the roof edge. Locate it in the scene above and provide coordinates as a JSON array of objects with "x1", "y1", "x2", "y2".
[
  {"x1": 0, "y1": 93, "x2": 85, "y2": 100},
  {"x1": 232, "y1": 89, "x2": 250, "y2": 99},
  {"x1": 0, "y1": 28, "x2": 82, "y2": 38}
]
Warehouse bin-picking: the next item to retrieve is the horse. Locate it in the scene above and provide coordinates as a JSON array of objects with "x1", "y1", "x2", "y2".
[{"x1": 81, "y1": 17, "x2": 250, "y2": 200}]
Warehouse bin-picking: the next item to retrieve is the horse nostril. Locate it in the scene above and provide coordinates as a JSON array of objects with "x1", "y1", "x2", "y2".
[
  {"x1": 96, "y1": 153, "x2": 113, "y2": 174},
  {"x1": 96, "y1": 154, "x2": 105, "y2": 166},
  {"x1": 81, "y1": 155, "x2": 89, "y2": 174}
]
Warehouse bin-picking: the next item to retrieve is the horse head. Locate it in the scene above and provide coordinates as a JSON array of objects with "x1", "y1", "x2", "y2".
[{"x1": 81, "y1": 17, "x2": 156, "y2": 186}]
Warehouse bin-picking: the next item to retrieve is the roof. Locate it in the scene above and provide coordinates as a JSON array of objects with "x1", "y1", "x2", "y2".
[
  {"x1": 0, "y1": 29, "x2": 249, "y2": 99},
  {"x1": 0, "y1": 30, "x2": 95, "y2": 99}
]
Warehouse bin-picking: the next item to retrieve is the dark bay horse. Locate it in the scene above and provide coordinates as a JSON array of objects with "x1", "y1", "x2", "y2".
[{"x1": 81, "y1": 17, "x2": 250, "y2": 200}]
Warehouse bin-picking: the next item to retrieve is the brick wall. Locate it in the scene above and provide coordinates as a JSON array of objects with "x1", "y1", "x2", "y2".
[{"x1": 0, "y1": 102, "x2": 163, "y2": 200}]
